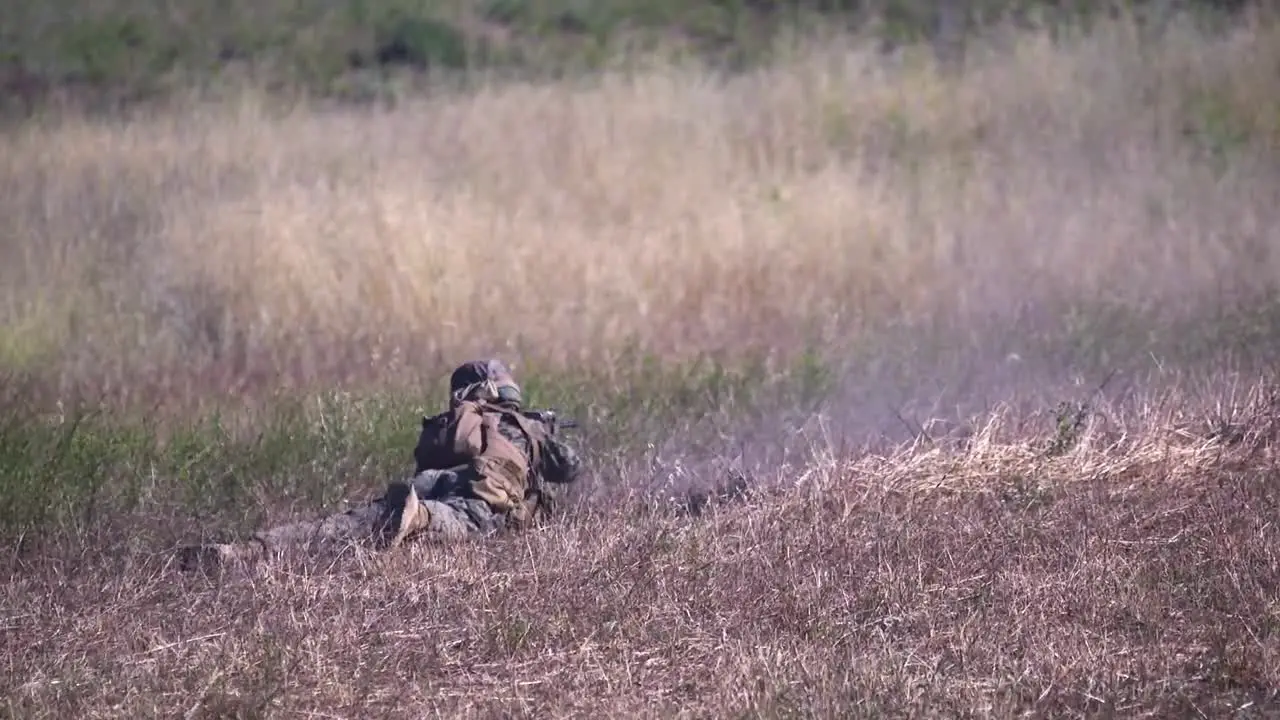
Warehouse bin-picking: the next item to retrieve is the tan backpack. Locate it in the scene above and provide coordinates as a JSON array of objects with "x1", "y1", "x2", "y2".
[{"x1": 446, "y1": 399, "x2": 548, "y2": 523}]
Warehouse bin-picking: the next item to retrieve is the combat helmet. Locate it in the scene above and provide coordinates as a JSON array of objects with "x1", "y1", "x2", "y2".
[{"x1": 449, "y1": 358, "x2": 523, "y2": 408}]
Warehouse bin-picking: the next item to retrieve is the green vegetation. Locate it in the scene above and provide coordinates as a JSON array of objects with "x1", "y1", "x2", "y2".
[
  {"x1": 0, "y1": 351, "x2": 838, "y2": 546},
  {"x1": 1, "y1": 0, "x2": 1277, "y2": 545},
  {"x1": 0, "y1": 0, "x2": 1259, "y2": 116},
  {"x1": 4, "y1": 5, "x2": 1280, "y2": 714}
]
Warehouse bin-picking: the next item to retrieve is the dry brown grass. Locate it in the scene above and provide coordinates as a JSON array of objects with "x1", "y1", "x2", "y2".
[
  {"x1": 6, "y1": 11, "x2": 1280, "y2": 718},
  {"x1": 6, "y1": 378, "x2": 1280, "y2": 717},
  {"x1": 2, "y1": 12, "x2": 1279, "y2": 405}
]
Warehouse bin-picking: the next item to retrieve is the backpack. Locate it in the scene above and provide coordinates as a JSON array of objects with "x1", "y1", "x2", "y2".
[{"x1": 444, "y1": 399, "x2": 549, "y2": 523}]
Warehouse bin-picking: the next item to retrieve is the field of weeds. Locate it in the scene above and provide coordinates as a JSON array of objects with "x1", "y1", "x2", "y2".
[{"x1": 3, "y1": 8, "x2": 1280, "y2": 718}]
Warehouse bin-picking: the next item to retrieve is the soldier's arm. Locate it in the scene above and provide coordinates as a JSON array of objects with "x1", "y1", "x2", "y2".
[
  {"x1": 413, "y1": 411, "x2": 455, "y2": 474},
  {"x1": 538, "y1": 434, "x2": 584, "y2": 485}
]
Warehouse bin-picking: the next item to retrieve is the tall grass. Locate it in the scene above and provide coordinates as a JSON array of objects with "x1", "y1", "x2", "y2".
[
  {"x1": 7, "y1": 375, "x2": 1280, "y2": 717},
  {"x1": 3, "y1": 8, "x2": 1280, "y2": 539},
  {"x1": 7, "y1": 15, "x2": 1280, "y2": 715},
  {"x1": 2, "y1": 11, "x2": 1278, "y2": 414}
]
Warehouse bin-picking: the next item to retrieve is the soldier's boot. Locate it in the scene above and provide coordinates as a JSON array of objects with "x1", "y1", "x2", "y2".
[
  {"x1": 380, "y1": 481, "x2": 433, "y2": 548},
  {"x1": 176, "y1": 538, "x2": 266, "y2": 573}
]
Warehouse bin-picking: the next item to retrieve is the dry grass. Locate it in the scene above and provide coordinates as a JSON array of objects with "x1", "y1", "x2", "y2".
[
  {"x1": 2, "y1": 11, "x2": 1279, "y2": 406},
  {"x1": 6, "y1": 378, "x2": 1280, "y2": 718},
  {"x1": 6, "y1": 10, "x2": 1280, "y2": 718}
]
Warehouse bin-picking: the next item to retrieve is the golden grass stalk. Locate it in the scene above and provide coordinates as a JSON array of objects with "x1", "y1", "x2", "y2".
[{"x1": 1, "y1": 12, "x2": 1278, "y2": 395}]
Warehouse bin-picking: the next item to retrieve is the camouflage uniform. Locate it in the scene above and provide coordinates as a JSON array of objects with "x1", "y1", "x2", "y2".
[{"x1": 177, "y1": 359, "x2": 584, "y2": 571}]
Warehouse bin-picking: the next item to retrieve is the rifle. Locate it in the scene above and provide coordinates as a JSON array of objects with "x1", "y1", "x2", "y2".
[{"x1": 521, "y1": 408, "x2": 579, "y2": 434}]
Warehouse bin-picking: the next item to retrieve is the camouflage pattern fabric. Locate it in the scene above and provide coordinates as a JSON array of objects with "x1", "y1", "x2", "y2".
[
  {"x1": 175, "y1": 468, "x2": 506, "y2": 571},
  {"x1": 413, "y1": 401, "x2": 582, "y2": 522},
  {"x1": 256, "y1": 469, "x2": 511, "y2": 548},
  {"x1": 448, "y1": 358, "x2": 523, "y2": 406},
  {"x1": 176, "y1": 358, "x2": 584, "y2": 573}
]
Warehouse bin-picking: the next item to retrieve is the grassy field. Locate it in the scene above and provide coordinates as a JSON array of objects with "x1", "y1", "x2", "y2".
[
  {"x1": 4, "y1": 7, "x2": 1280, "y2": 717},
  {"x1": 0, "y1": 0, "x2": 1189, "y2": 116}
]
